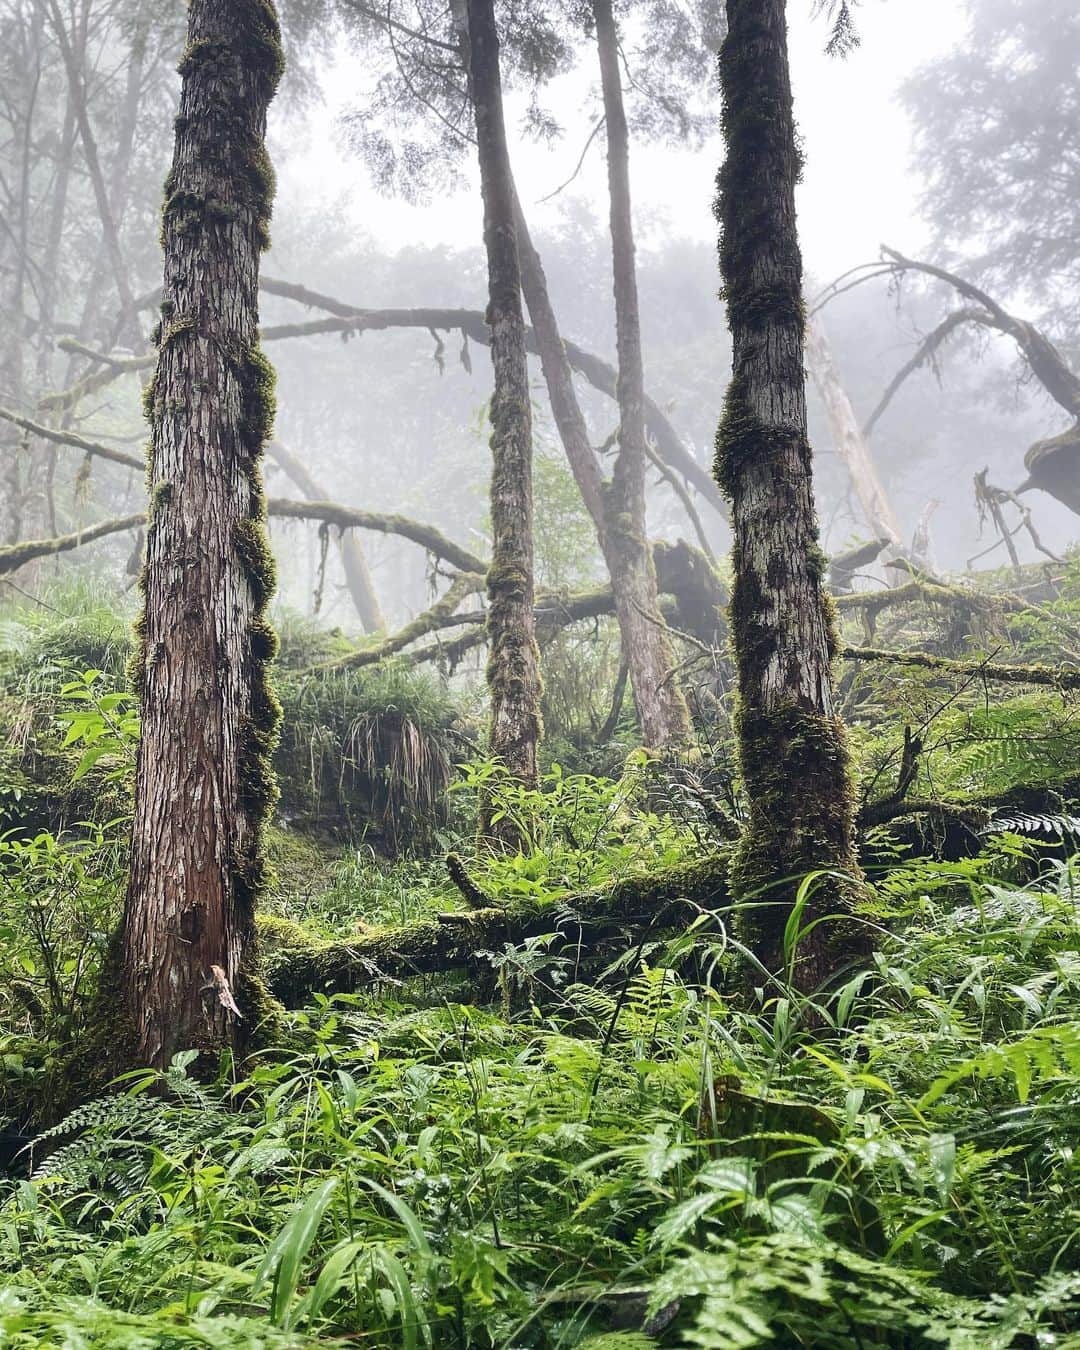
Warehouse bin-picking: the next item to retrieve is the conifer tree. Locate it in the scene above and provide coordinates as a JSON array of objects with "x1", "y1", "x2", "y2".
[{"x1": 122, "y1": 0, "x2": 283, "y2": 1066}]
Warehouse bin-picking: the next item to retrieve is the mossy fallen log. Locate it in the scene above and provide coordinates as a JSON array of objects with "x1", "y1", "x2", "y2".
[
  {"x1": 261, "y1": 853, "x2": 730, "y2": 1006},
  {"x1": 263, "y1": 759, "x2": 1080, "y2": 1007}
]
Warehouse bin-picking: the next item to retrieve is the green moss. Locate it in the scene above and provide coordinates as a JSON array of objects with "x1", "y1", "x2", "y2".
[
  {"x1": 714, "y1": 376, "x2": 807, "y2": 498},
  {"x1": 158, "y1": 312, "x2": 197, "y2": 349},
  {"x1": 729, "y1": 701, "x2": 865, "y2": 983},
  {"x1": 149, "y1": 480, "x2": 173, "y2": 517},
  {"x1": 234, "y1": 345, "x2": 277, "y2": 455},
  {"x1": 233, "y1": 518, "x2": 277, "y2": 611}
]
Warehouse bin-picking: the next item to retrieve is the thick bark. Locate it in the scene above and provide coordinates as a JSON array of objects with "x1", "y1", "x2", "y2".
[
  {"x1": 122, "y1": 0, "x2": 284, "y2": 1070},
  {"x1": 715, "y1": 0, "x2": 867, "y2": 988},
  {"x1": 593, "y1": 0, "x2": 692, "y2": 750},
  {"x1": 266, "y1": 442, "x2": 385, "y2": 631},
  {"x1": 467, "y1": 0, "x2": 542, "y2": 816}
]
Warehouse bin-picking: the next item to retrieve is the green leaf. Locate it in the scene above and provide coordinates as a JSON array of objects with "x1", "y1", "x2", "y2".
[{"x1": 253, "y1": 1177, "x2": 339, "y2": 1326}]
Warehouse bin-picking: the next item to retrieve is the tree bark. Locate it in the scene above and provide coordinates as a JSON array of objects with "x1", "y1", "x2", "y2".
[
  {"x1": 715, "y1": 0, "x2": 867, "y2": 989},
  {"x1": 466, "y1": 0, "x2": 542, "y2": 823},
  {"x1": 122, "y1": 0, "x2": 284, "y2": 1069},
  {"x1": 593, "y1": 0, "x2": 691, "y2": 750}
]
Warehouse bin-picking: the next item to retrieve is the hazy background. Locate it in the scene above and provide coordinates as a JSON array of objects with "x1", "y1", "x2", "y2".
[{"x1": 3, "y1": 0, "x2": 1075, "y2": 630}]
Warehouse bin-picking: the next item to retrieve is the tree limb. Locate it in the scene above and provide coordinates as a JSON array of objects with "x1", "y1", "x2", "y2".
[
  {"x1": 262, "y1": 854, "x2": 728, "y2": 1005},
  {"x1": 0, "y1": 514, "x2": 146, "y2": 576},
  {"x1": 842, "y1": 644, "x2": 1080, "y2": 690},
  {"x1": 0, "y1": 406, "x2": 143, "y2": 471}
]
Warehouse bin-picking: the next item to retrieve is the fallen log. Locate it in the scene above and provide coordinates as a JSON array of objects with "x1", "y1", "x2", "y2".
[
  {"x1": 261, "y1": 853, "x2": 729, "y2": 1006},
  {"x1": 842, "y1": 646, "x2": 1080, "y2": 691}
]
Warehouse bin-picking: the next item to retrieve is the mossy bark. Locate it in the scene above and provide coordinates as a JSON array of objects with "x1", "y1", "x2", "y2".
[
  {"x1": 715, "y1": 0, "x2": 868, "y2": 989},
  {"x1": 262, "y1": 853, "x2": 728, "y2": 1005},
  {"x1": 122, "y1": 0, "x2": 283, "y2": 1070},
  {"x1": 466, "y1": 0, "x2": 543, "y2": 836},
  {"x1": 593, "y1": 0, "x2": 692, "y2": 751}
]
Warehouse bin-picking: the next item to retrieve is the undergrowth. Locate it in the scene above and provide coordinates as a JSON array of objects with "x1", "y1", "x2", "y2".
[{"x1": 0, "y1": 850, "x2": 1077, "y2": 1345}]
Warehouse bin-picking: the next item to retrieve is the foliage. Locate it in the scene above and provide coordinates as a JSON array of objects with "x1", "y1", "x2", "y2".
[
  {"x1": 0, "y1": 853, "x2": 1077, "y2": 1344},
  {"x1": 455, "y1": 754, "x2": 710, "y2": 904},
  {"x1": 0, "y1": 822, "x2": 126, "y2": 1119},
  {"x1": 275, "y1": 661, "x2": 463, "y2": 851}
]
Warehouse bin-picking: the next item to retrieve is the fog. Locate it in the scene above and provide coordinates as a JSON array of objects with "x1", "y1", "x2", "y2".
[{"x1": 2, "y1": 0, "x2": 1077, "y2": 633}]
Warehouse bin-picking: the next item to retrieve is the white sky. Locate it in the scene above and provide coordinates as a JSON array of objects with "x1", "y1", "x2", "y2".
[{"x1": 275, "y1": 0, "x2": 971, "y2": 284}]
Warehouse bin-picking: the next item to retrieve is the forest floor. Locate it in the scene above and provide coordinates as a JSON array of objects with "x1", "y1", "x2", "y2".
[{"x1": 0, "y1": 583, "x2": 1077, "y2": 1347}]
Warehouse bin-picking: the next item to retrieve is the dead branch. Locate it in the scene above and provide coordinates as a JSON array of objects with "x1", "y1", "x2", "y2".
[
  {"x1": 0, "y1": 407, "x2": 143, "y2": 471},
  {"x1": 861, "y1": 308, "x2": 982, "y2": 439},
  {"x1": 50, "y1": 277, "x2": 718, "y2": 516},
  {"x1": 267, "y1": 498, "x2": 486, "y2": 574}
]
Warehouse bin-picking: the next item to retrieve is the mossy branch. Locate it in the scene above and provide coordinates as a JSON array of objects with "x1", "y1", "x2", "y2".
[
  {"x1": 0, "y1": 514, "x2": 147, "y2": 576},
  {"x1": 860, "y1": 772, "x2": 1080, "y2": 830},
  {"x1": 0, "y1": 407, "x2": 143, "y2": 471},
  {"x1": 262, "y1": 854, "x2": 729, "y2": 1005},
  {"x1": 316, "y1": 571, "x2": 486, "y2": 672},
  {"x1": 0, "y1": 498, "x2": 486, "y2": 579},
  {"x1": 842, "y1": 645, "x2": 1080, "y2": 689},
  {"x1": 266, "y1": 497, "x2": 486, "y2": 573}
]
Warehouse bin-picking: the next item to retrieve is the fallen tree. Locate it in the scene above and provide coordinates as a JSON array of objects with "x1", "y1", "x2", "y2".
[
  {"x1": 261, "y1": 853, "x2": 729, "y2": 1005},
  {"x1": 260, "y1": 757, "x2": 1080, "y2": 1008}
]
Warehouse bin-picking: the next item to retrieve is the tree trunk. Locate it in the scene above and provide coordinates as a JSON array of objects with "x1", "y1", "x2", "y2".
[
  {"x1": 805, "y1": 312, "x2": 903, "y2": 549},
  {"x1": 122, "y1": 0, "x2": 283, "y2": 1069},
  {"x1": 716, "y1": 0, "x2": 867, "y2": 989},
  {"x1": 466, "y1": 0, "x2": 542, "y2": 823},
  {"x1": 593, "y1": 0, "x2": 691, "y2": 750},
  {"x1": 511, "y1": 188, "x2": 707, "y2": 737},
  {"x1": 266, "y1": 441, "x2": 386, "y2": 632}
]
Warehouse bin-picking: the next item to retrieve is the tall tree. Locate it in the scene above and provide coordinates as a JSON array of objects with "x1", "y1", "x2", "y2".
[
  {"x1": 715, "y1": 0, "x2": 866, "y2": 988},
  {"x1": 465, "y1": 0, "x2": 543, "y2": 822},
  {"x1": 342, "y1": 0, "x2": 717, "y2": 746},
  {"x1": 592, "y1": 0, "x2": 692, "y2": 749},
  {"x1": 122, "y1": 0, "x2": 284, "y2": 1068}
]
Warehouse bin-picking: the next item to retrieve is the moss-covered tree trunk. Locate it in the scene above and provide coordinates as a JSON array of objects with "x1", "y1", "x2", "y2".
[
  {"x1": 465, "y1": 0, "x2": 542, "y2": 831},
  {"x1": 715, "y1": 0, "x2": 867, "y2": 989},
  {"x1": 122, "y1": 0, "x2": 282, "y2": 1069},
  {"x1": 593, "y1": 0, "x2": 691, "y2": 750}
]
